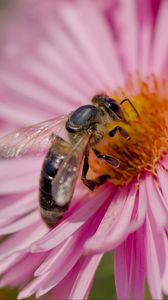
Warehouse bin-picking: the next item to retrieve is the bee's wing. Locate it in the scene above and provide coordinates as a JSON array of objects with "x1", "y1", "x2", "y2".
[
  {"x1": 0, "y1": 115, "x2": 68, "y2": 159},
  {"x1": 51, "y1": 133, "x2": 91, "y2": 208}
]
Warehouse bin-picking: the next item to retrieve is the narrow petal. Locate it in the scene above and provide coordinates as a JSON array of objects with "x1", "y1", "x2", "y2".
[
  {"x1": 0, "y1": 253, "x2": 45, "y2": 287},
  {"x1": 0, "y1": 100, "x2": 46, "y2": 126},
  {"x1": 0, "y1": 222, "x2": 47, "y2": 259},
  {"x1": 0, "y1": 174, "x2": 38, "y2": 194},
  {"x1": 34, "y1": 210, "x2": 105, "y2": 297},
  {"x1": 31, "y1": 185, "x2": 112, "y2": 252},
  {"x1": 0, "y1": 191, "x2": 37, "y2": 218},
  {"x1": 116, "y1": 0, "x2": 139, "y2": 72},
  {"x1": 162, "y1": 233, "x2": 168, "y2": 294},
  {"x1": 137, "y1": 0, "x2": 153, "y2": 76},
  {"x1": 0, "y1": 157, "x2": 42, "y2": 179},
  {"x1": 73, "y1": 1, "x2": 124, "y2": 86},
  {"x1": 146, "y1": 216, "x2": 162, "y2": 299},
  {"x1": 69, "y1": 254, "x2": 102, "y2": 300},
  {"x1": 34, "y1": 239, "x2": 71, "y2": 276},
  {"x1": 0, "y1": 253, "x2": 26, "y2": 276},
  {"x1": 150, "y1": 0, "x2": 168, "y2": 74},
  {"x1": 114, "y1": 242, "x2": 129, "y2": 300},
  {"x1": 145, "y1": 174, "x2": 167, "y2": 228},
  {"x1": 50, "y1": 259, "x2": 86, "y2": 300},
  {"x1": 43, "y1": 20, "x2": 103, "y2": 90},
  {"x1": 17, "y1": 273, "x2": 47, "y2": 299},
  {"x1": 161, "y1": 154, "x2": 168, "y2": 170},
  {"x1": 58, "y1": 2, "x2": 118, "y2": 89},
  {"x1": 127, "y1": 178, "x2": 147, "y2": 233},
  {"x1": 84, "y1": 187, "x2": 128, "y2": 252},
  {"x1": 0, "y1": 71, "x2": 67, "y2": 113},
  {"x1": 85, "y1": 183, "x2": 136, "y2": 253},
  {"x1": 131, "y1": 226, "x2": 145, "y2": 300},
  {"x1": 157, "y1": 164, "x2": 168, "y2": 205},
  {"x1": 0, "y1": 210, "x2": 39, "y2": 234}
]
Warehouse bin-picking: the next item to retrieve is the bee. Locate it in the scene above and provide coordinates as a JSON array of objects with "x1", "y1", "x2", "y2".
[{"x1": 0, "y1": 95, "x2": 138, "y2": 227}]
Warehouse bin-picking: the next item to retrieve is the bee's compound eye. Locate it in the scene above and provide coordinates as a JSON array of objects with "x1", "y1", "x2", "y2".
[
  {"x1": 66, "y1": 105, "x2": 99, "y2": 133},
  {"x1": 104, "y1": 99, "x2": 124, "y2": 119}
]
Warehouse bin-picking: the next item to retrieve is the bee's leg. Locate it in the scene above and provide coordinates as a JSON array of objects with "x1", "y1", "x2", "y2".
[
  {"x1": 108, "y1": 125, "x2": 130, "y2": 139},
  {"x1": 82, "y1": 154, "x2": 95, "y2": 191},
  {"x1": 93, "y1": 149, "x2": 120, "y2": 168},
  {"x1": 120, "y1": 98, "x2": 139, "y2": 117},
  {"x1": 81, "y1": 153, "x2": 110, "y2": 191}
]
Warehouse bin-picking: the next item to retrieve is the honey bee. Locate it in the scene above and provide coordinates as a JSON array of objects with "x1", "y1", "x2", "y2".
[{"x1": 0, "y1": 95, "x2": 138, "y2": 227}]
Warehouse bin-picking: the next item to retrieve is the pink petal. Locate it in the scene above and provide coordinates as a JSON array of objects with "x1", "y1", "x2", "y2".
[
  {"x1": 0, "y1": 191, "x2": 37, "y2": 218},
  {"x1": 71, "y1": 1, "x2": 124, "y2": 86},
  {"x1": 145, "y1": 174, "x2": 167, "y2": 228},
  {"x1": 0, "y1": 253, "x2": 45, "y2": 287},
  {"x1": 58, "y1": 3, "x2": 115, "y2": 89},
  {"x1": 161, "y1": 154, "x2": 168, "y2": 169},
  {"x1": 0, "y1": 70, "x2": 70, "y2": 113},
  {"x1": 84, "y1": 187, "x2": 128, "y2": 252},
  {"x1": 0, "y1": 222, "x2": 47, "y2": 259},
  {"x1": 69, "y1": 254, "x2": 103, "y2": 300},
  {"x1": 116, "y1": 0, "x2": 139, "y2": 73},
  {"x1": 0, "y1": 210, "x2": 40, "y2": 234},
  {"x1": 137, "y1": 0, "x2": 153, "y2": 76},
  {"x1": 50, "y1": 259, "x2": 86, "y2": 300},
  {"x1": 37, "y1": 40, "x2": 94, "y2": 96},
  {"x1": 114, "y1": 224, "x2": 146, "y2": 300},
  {"x1": 146, "y1": 216, "x2": 162, "y2": 299},
  {"x1": 162, "y1": 233, "x2": 168, "y2": 294},
  {"x1": 34, "y1": 241, "x2": 69, "y2": 276},
  {"x1": 17, "y1": 272, "x2": 48, "y2": 299},
  {"x1": 127, "y1": 178, "x2": 147, "y2": 233},
  {"x1": 0, "y1": 173, "x2": 38, "y2": 194},
  {"x1": 0, "y1": 253, "x2": 26, "y2": 276},
  {"x1": 150, "y1": 0, "x2": 168, "y2": 74},
  {"x1": 35, "y1": 202, "x2": 106, "y2": 276},
  {"x1": 131, "y1": 226, "x2": 145, "y2": 300},
  {"x1": 50, "y1": 255, "x2": 97, "y2": 300},
  {"x1": 114, "y1": 242, "x2": 129, "y2": 300},
  {"x1": 31, "y1": 185, "x2": 112, "y2": 252},
  {"x1": 0, "y1": 215, "x2": 17, "y2": 228},
  {"x1": 22, "y1": 55, "x2": 87, "y2": 105},
  {"x1": 157, "y1": 164, "x2": 168, "y2": 205},
  {"x1": 34, "y1": 211, "x2": 105, "y2": 296},
  {"x1": 0, "y1": 157, "x2": 42, "y2": 179},
  {"x1": 85, "y1": 183, "x2": 137, "y2": 253},
  {"x1": 0, "y1": 99, "x2": 46, "y2": 126},
  {"x1": 43, "y1": 20, "x2": 103, "y2": 91}
]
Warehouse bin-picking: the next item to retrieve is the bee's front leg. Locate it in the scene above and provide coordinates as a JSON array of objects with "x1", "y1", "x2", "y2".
[
  {"x1": 93, "y1": 149, "x2": 120, "y2": 168},
  {"x1": 108, "y1": 125, "x2": 130, "y2": 139}
]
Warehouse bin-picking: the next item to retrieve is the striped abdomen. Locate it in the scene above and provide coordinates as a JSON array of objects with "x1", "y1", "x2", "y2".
[{"x1": 39, "y1": 137, "x2": 71, "y2": 227}]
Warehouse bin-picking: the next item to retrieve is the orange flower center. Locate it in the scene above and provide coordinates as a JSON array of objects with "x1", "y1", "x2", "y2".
[{"x1": 88, "y1": 75, "x2": 168, "y2": 186}]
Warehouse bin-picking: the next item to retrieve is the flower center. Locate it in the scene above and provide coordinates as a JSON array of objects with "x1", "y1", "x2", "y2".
[{"x1": 88, "y1": 75, "x2": 168, "y2": 186}]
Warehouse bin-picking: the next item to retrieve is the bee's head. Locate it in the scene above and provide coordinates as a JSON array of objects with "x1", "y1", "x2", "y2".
[{"x1": 92, "y1": 94, "x2": 124, "y2": 120}]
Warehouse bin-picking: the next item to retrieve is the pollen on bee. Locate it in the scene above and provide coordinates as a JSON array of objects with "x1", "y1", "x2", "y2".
[{"x1": 88, "y1": 74, "x2": 168, "y2": 186}]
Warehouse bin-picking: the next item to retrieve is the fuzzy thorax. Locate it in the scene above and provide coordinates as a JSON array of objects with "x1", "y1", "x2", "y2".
[{"x1": 88, "y1": 75, "x2": 168, "y2": 186}]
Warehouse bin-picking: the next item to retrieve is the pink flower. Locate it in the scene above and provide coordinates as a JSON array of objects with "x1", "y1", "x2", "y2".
[{"x1": 0, "y1": 1, "x2": 168, "y2": 299}]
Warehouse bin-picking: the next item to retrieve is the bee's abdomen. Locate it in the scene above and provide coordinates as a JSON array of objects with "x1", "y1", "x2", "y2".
[{"x1": 39, "y1": 140, "x2": 71, "y2": 227}]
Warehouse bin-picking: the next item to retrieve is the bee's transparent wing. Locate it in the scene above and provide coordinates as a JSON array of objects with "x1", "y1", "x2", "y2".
[
  {"x1": 51, "y1": 133, "x2": 91, "y2": 208},
  {"x1": 0, "y1": 115, "x2": 68, "y2": 159}
]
